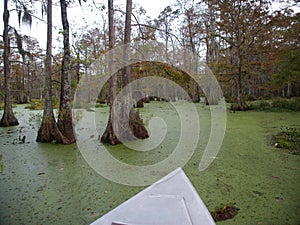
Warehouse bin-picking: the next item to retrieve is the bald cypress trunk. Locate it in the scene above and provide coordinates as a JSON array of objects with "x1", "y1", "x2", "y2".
[
  {"x1": 101, "y1": 0, "x2": 120, "y2": 145},
  {"x1": 37, "y1": 0, "x2": 69, "y2": 144},
  {"x1": 231, "y1": 48, "x2": 249, "y2": 111},
  {"x1": 57, "y1": 0, "x2": 76, "y2": 143},
  {"x1": 121, "y1": 0, "x2": 148, "y2": 140},
  {"x1": 101, "y1": 0, "x2": 148, "y2": 145},
  {"x1": 0, "y1": 0, "x2": 19, "y2": 127}
]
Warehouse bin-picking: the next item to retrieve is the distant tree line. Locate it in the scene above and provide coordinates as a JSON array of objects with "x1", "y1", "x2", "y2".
[
  {"x1": 1, "y1": 0, "x2": 299, "y2": 104},
  {"x1": 0, "y1": 0, "x2": 299, "y2": 135}
]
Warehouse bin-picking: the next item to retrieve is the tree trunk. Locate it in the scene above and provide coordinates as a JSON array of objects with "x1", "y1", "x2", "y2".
[
  {"x1": 26, "y1": 62, "x2": 31, "y2": 102},
  {"x1": 232, "y1": 39, "x2": 249, "y2": 111},
  {"x1": 187, "y1": 11, "x2": 200, "y2": 103},
  {"x1": 121, "y1": 0, "x2": 148, "y2": 140},
  {"x1": 165, "y1": 22, "x2": 169, "y2": 61},
  {"x1": 20, "y1": 54, "x2": 28, "y2": 104},
  {"x1": 57, "y1": 0, "x2": 76, "y2": 143},
  {"x1": 0, "y1": 0, "x2": 19, "y2": 127},
  {"x1": 101, "y1": 0, "x2": 148, "y2": 145},
  {"x1": 37, "y1": 0, "x2": 69, "y2": 144},
  {"x1": 101, "y1": 0, "x2": 120, "y2": 145},
  {"x1": 287, "y1": 83, "x2": 291, "y2": 98},
  {"x1": 76, "y1": 51, "x2": 80, "y2": 83},
  {"x1": 231, "y1": 63, "x2": 249, "y2": 111}
]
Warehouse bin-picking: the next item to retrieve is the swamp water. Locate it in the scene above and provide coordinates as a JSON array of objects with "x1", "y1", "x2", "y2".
[{"x1": 0, "y1": 103, "x2": 299, "y2": 225}]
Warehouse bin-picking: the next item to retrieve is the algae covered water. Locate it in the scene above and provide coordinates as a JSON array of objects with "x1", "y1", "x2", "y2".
[{"x1": 0, "y1": 103, "x2": 299, "y2": 224}]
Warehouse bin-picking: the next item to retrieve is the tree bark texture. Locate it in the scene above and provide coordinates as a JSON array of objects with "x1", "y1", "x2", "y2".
[
  {"x1": 121, "y1": 0, "x2": 148, "y2": 141},
  {"x1": 37, "y1": 0, "x2": 69, "y2": 144},
  {"x1": 186, "y1": 9, "x2": 200, "y2": 103},
  {"x1": 101, "y1": 0, "x2": 148, "y2": 145},
  {"x1": 57, "y1": 0, "x2": 76, "y2": 143},
  {"x1": 232, "y1": 50, "x2": 249, "y2": 111},
  {"x1": 0, "y1": 0, "x2": 19, "y2": 127},
  {"x1": 101, "y1": 0, "x2": 120, "y2": 145}
]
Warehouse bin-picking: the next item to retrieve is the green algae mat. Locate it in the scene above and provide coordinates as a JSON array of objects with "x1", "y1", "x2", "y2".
[{"x1": 0, "y1": 103, "x2": 299, "y2": 225}]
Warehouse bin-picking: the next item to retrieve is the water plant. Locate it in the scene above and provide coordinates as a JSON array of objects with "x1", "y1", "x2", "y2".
[
  {"x1": 0, "y1": 154, "x2": 3, "y2": 173},
  {"x1": 210, "y1": 203, "x2": 240, "y2": 222},
  {"x1": 273, "y1": 127, "x2": 300, "y2": 155},
  {"x1": 249, "y1": 98, "x2": 300, "y2": 112}
]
